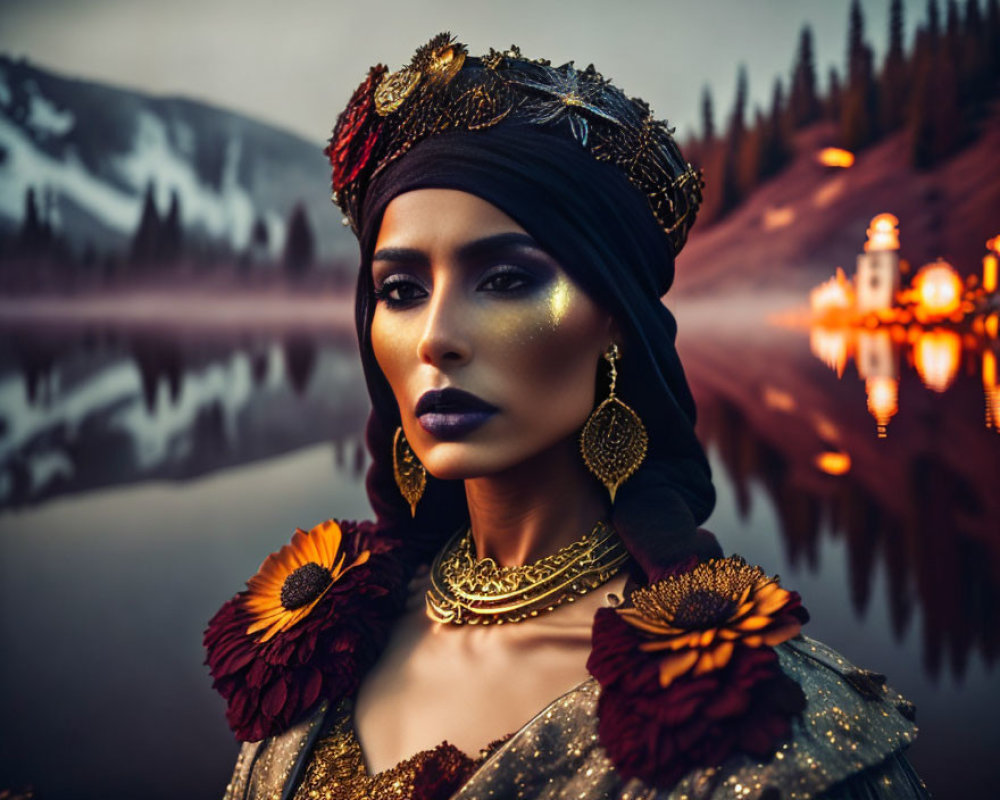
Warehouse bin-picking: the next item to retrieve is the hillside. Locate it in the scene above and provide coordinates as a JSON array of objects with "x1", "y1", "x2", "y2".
[
  {"x1": 675, "y1": 106, "x2": 1000, "y2": 298},
  {"x1": 0, "y1": 55, "x2": 356, "y2": 261}
]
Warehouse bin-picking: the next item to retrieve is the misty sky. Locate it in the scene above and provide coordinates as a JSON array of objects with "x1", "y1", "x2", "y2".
[{"x1": 1, "y1": 0, "x2": 928, "y2": 146}]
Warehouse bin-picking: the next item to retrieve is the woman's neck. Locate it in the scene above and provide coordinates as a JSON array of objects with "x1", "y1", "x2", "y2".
[{"x1": 464, "y1": 437, "x2": 610, "y2": 566}]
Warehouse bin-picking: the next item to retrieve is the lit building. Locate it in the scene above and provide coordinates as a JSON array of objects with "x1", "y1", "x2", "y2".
[{"x1": 855, "y1": 214, "x2": 901, "y2": 312}]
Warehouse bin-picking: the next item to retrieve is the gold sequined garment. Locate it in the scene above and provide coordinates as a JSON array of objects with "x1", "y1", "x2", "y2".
[
  {"x1": 292, "y1": 701, "x2": 511, "y2": 800},
  {"x1": 223, "y1": 636, "x2": 928, "y2": 800}
]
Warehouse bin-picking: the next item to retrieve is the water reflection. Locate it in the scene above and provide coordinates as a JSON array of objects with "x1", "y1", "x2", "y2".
[
  {"x1": 0, "y1": 326, "x2": 369, "y2": 509},
  {"x1": 676, "y1": 295, "x2": 1000, "y2": 686},
  {"x1": 696, "y1": 391, "x2": 998, "y2": 681},
  {"x1": 803, "y1": 323, "x2": 999, "y2": 437}
]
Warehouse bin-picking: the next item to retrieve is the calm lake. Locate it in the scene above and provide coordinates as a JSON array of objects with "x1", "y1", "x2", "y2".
[{"x1": 0, "y1": 292, "x2": 997, "y2": 800}]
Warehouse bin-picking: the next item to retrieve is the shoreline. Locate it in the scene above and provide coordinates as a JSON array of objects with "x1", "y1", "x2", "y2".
[{"x1": 0, "y1": 287, "x2": 355, "y2": 331}]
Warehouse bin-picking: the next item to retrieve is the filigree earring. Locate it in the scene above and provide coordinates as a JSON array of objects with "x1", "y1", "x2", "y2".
[
  {"x1": 580, "y1": 343, "x2": 649, "y2": 503},
  {"x1": 393, "y1": 426, "x2": 426, "y2": 517}
]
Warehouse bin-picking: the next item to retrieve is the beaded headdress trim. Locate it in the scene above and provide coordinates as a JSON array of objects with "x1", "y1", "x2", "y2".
[{"x1": 325, "y1": 33, "x2": 703, "y2": 256}]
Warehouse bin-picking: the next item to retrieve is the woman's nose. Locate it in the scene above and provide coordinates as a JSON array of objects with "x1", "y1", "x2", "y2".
[{"x1": 416, "y1": 284, "x2": 472, "y2": 367}]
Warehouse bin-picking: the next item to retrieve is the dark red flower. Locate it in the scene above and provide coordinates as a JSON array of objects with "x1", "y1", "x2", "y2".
[
  {"x1": 326, "y1": 64, "x2": 387, "y2": 193},
  {"x1": 408, "y1": 743, "x2": 480, "y2": 798},
  {"x1": 204, "y1": 519, "x2": 406, "y2": 742},
  {"x1": 587, "y1": 558, "x2": 808, "y2": 789}
]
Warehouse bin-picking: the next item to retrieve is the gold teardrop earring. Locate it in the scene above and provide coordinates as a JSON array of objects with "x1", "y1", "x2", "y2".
[
  {"x1": 393, "y1": 426, "x2": 426, "y2": 517},
  {"x1": 580, "y1": 343, "x2": 649, "y2": 503}
]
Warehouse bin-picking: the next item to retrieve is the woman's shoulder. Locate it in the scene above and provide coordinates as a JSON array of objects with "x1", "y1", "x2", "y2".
[
  {"x1": 447, "y1": 633, "x2": 923, "y2": 800},
  {"x1": 572, "y1": 555, "x2": 927, "y2": 799},
  {"x1": 203, "y1": 517, "x2": 409, "y2": 743}
]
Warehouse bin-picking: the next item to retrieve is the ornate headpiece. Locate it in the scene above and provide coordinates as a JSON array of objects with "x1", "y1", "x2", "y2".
[{"x1": 326, "y1": 33, "x2": 703, "y2": 256}]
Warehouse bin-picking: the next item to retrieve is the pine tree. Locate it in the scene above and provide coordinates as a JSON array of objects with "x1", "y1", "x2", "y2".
[
  {"x1": 130, "y1": 181, "x2": 161, "y2": 266},
  {"x1": 761, "y1": 78, "x2": 791, "y2": 179},
  {"x1": 908, "y1": 53, "x2": 935, "y2": 167},
  {"x1": 720, "y1": 66, "x2": 748, "y2": 215},
  {"x1": 160, "y1": 190, "x2": 182, "y2": 265},
  {"x1": 284, "y1": 203, "x2": 315, "y2": 277},
  {"x1": 959, "y1": 0, "x2": 990, "y2": 107},
  {"x1": 19, "y1": 187, "x2": 44, "y2": 255},
  {"x1": 908, "y1": 30, "x2": 962, "y2": 167},
  {"x1": 790, "y1": 26, "x2": 820, "y2": 128},
  {"x1": 946, "y1": 0, "x2": 961, "y2": 37},
  {"x1": 841, "y1": 0, "x2": 879, "y2": 150},
  {"x1": 928, "y1": 0, "x2": 942, "y2": 38},
  {"x1": 701, "y1": 87, "x2": 716, "y2": 144},
  {"x1": 826, "y1": 67, "x2": 843, "y2": 123},
  {"x1": 880, "y1": 0, "x2": 909, "y2": 132},
  {"x1": 251, "y1": 217, "x2": 270, "y2": 252},
  {"x1": 987, "y1": 0, "x2": 1000, "y2": 79}
]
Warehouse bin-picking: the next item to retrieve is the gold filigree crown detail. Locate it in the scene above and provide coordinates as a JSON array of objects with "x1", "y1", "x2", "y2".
[{"x1": 326, "y1": 33, "x2": 704, "y2": 256}]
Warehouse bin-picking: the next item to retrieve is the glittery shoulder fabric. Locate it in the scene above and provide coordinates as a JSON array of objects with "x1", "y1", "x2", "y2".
[
  {"x1": 221, "y1": 635, "x2": 928, "y2": 800},
  {"x1": 223, "y1": 701, "x2": 329, "y2": 800}
]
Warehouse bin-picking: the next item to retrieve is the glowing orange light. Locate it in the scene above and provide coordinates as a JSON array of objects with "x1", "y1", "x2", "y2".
[
  {"x1": 815, "y1": 451, "x2": 851, "y2": 475},
  {"x1": 762, "y1": 205, "x2": 796, "y2": 231},
  {"x1": 810, "y1": 267, "x2": 854, "y2": 318},
  {"x1": 866, "y1": 377, "x2": 898, "y2": 438},
  {"x1": 810, "y1": 326, "x2": 850, "y2": 377},
  {"x1": 985, "y1": 350, "x2": 1000, "y2": 432},
  {"x1": 763, "y1": 385, "x2": 797, "y2": 412},
  {"x1": 987, "y1": 235, "x2": 1000, "y2": 255},
  {"x1": 983, "y1": 253, "x2": 998, "y2": 294},
  {"x1": 987, "y1": 314, "x2": 1000, "y2": 339},
  {"x1": 864, "y1": 213, "x2": 900, "y2": 253},
  {"x1": 817, "y1": 148, "x2": 855, "y2": 168},
  {"x1": 913, "y1": 329, "x2": 961, "y2": 392},
  {"x1": 913, "y1": 260, "x2": 962, "y2": 318}
]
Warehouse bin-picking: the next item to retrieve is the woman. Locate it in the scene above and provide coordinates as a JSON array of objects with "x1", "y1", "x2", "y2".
[{"x1": 205, "y1": 34, "x2": 927, "y2": 799}]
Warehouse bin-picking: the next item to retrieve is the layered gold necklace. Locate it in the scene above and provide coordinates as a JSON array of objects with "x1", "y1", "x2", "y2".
[{"x1": 425, "y1": 521, "x2": 629, "y2": 625}]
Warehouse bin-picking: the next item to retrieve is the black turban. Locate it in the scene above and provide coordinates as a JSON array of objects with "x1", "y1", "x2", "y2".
[{"x1": 354, "y1": 123, "x2": 716, "y2": 568}]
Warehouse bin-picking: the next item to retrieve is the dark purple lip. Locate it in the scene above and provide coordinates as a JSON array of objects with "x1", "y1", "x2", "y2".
[{"x1": 415, "y1": 388, "x2": 499, "y2": 440}]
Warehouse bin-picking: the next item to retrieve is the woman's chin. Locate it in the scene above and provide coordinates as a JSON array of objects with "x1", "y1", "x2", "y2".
[{"x1": 420, "y1": 442, "x2": 518, "y2": 482}]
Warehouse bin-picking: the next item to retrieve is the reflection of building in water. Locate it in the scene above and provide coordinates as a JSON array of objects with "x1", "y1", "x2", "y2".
[
  {"x1": 856, "y1": 330, "x2": 895, "y2": 380},
  {"x1": 809, "y1": 327, "x2": 850, "y2": 377},
  {"x1": 985, "y1": 351, "x2": 1000, "y2": 431},
  {"x1": 912, "y1": 329, "x2": 961, "y2": 393},
  {"x1": 856, "y1": 331, "x2": 898, "y2": 437},
  {"x1": 865, "y1": 377, "x2": 898, "y2": 438}
]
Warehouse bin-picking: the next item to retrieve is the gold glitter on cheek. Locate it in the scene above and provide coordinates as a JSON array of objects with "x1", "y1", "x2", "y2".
[
  {"x1": 482, "y1": 273, "x2": 582, "y2": 346},
  {"x1": 547, "y1": 275, "x2": 572, "y2": 326}
]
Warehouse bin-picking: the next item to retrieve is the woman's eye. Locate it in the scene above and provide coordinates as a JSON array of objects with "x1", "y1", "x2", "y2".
[
  {"x1": 374, "y1": 277, "x2": 427, "y2": 306},
  {"x1": 478, "y1": 268, "x2": 535, "y2": 294}
]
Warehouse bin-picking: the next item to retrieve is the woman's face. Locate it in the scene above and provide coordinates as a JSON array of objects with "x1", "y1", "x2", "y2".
[{"x1": 370, "y1": 188, "x2": 614, "y2": 481}]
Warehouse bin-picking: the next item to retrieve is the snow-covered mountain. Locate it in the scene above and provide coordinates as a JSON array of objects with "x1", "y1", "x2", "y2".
[{"x1": 0, "y1": 55, "x2": 356, "y2": 260}]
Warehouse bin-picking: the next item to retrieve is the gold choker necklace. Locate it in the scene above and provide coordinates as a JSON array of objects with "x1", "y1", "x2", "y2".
[{"x1": 425, "y1": 522, "x2": 629, "y2": 625}]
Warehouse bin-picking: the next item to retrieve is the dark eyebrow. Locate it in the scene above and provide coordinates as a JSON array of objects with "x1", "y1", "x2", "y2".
[
  {"x1": 371, "y1": 232, "x2": 545, "y2": 265},
  {"x1": 455, "y1": 232, "x2": 543, "y2": 262}
]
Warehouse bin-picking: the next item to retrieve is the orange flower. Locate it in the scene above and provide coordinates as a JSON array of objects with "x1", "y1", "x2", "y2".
[
  {"x1": 618, "y1": 557, "x2": 803, "y2": 688},
  {"x1": 244, "y1": 520, "x2": 369, "y2": 642}
]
